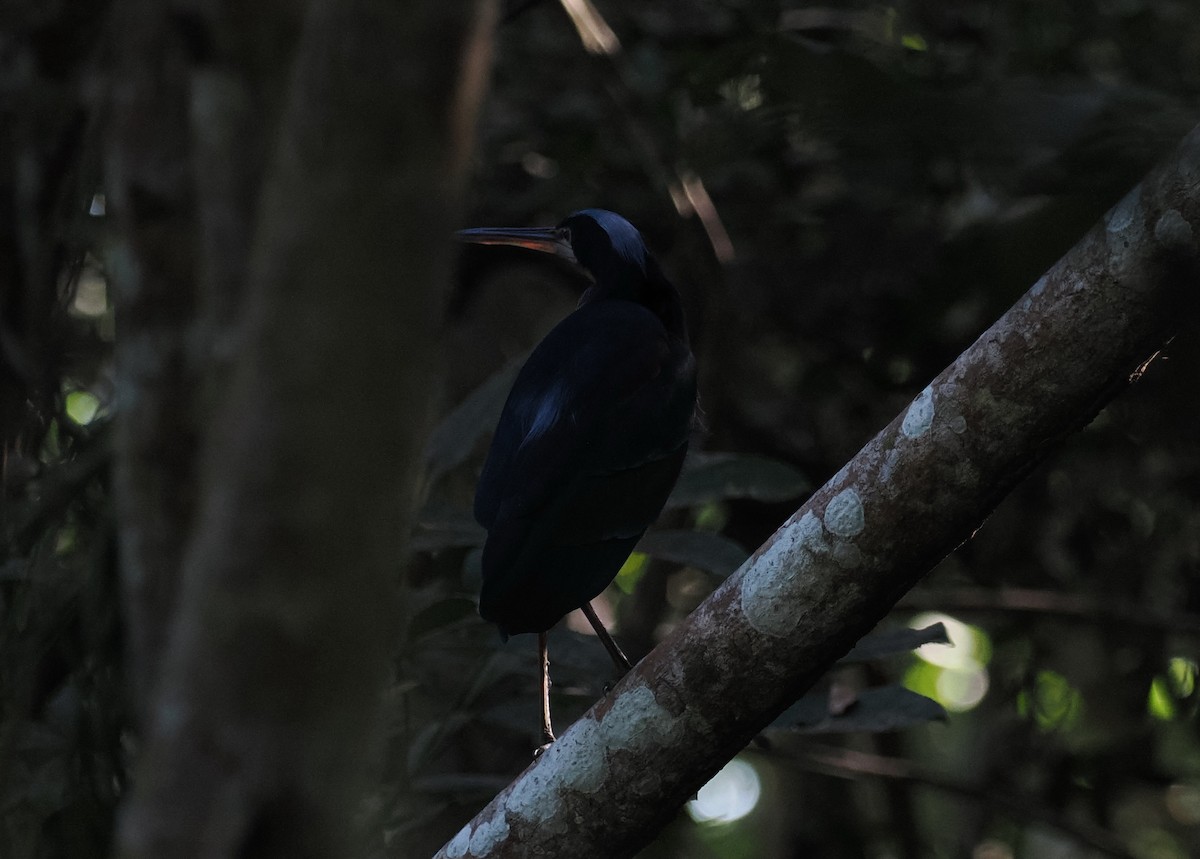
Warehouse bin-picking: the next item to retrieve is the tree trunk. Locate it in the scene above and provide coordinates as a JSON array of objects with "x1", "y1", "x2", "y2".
[{"x1": 112, "y1": 1, "x2": 496, "y2": 856}]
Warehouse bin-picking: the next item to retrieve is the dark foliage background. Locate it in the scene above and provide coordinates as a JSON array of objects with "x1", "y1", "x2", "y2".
[{"x1": 3, "y1": 1, "x2": 1199, "y2": 858}]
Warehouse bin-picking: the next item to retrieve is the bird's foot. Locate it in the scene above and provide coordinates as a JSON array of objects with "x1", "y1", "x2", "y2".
[
  {"x1": 534, "y1": 737, "x2": 556, "y2": 758},
  {"x1": 601, "y1": 663, "x2": 631, "y2": 695}
]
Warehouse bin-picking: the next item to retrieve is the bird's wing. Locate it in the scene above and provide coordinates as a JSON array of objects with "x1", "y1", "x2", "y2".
[{"x1": 474, "y1": 300, "x2": 693, "y2": 533}]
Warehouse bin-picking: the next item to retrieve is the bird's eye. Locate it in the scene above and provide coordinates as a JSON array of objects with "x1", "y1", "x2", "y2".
[{"x1": 559, "y1": 227, "x2": 572, "y2": 244}]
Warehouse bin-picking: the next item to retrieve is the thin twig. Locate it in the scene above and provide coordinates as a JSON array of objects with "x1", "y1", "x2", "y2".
[
  {"x1": 900, "y1": 587, "x2": 1200, "y2": 636},
  {"x1": 547, "y1": 0, "x2": 737, "y2": 264}
]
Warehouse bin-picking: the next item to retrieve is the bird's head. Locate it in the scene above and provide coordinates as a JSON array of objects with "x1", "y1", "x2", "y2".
[
  {"x1": 557, "y1": 209, "x2": 651, "y2": 287},
  {"x1": 458, "y1": 209, "x2": 657, "y2": 295},
  {"x1": 458, "y1": 209, "x2": 685, "y2": 338}
]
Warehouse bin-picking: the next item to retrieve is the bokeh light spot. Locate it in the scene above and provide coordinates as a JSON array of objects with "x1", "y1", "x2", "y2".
[
  {"x1": 687, "y1": 758, "x2": 761, "y2": 825},
  {"x1": 613, "y1": 552, "x2": 648, "y2": 594},
  {"x1": 936, "y1": 666, "x2": 990, "y2": 712},
  {"x1": 972, "y1": 840, "x2": 1014, "y2": 859},
  {"x1": 1148, "y1": 676, "x2": 1177, "y2": 721},
  {"x1": 65, "y1": 390, "x2": 100, "y2": 425},
  {"x1": 910, "y1": 612, "x2": 991, "y2": 671},
  {"x1": 1018, "y1": 670, "x2": 1084, "y2": 732},
  {"x1": 906, "y1": 613, "x2": 992, "y2": 713},
  {"x1": 1168, "y1": 657, "x2": 1197, "y2": 697},
  {"x1": 1166, "y1": 783, "x2": 1200, "y2": 826}
]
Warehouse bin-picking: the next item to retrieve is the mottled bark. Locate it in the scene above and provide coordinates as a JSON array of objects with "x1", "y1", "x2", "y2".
[
  {"x1": 183, "y1": 0, "x2": 306, "y2": 362},
  {"x1": 113, "y1": 1, "x2": 495, "y2": 857},
  {"x1": 435, "y1": 124, "x2": 1200, "y2": 859},
  {"x1": 107, "y1": 0, "x2": 312, "y2": 718}
]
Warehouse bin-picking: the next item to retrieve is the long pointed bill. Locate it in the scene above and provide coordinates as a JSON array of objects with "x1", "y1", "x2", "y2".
[{"x1": 456, "y1": 225, "x2": 577, "y2": 264}]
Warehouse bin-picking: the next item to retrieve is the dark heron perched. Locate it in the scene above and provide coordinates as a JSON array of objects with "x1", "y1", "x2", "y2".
[{"x1": 459, "y1": 209, "x2": 697, "y2": 749}]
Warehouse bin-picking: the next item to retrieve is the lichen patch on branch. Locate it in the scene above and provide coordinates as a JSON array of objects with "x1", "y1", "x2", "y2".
[
  {"x1": 1106, "y1": 187, "x2": 1142, "y2": 235},
  {"x1": 901, "y1": 386, "x2": 935, "y2": 438},
  {"x1": 601, "y1": 684, "x2": 678, "y2": 754},
  {"x1": 739, "y1": 511, "x2": 824, "y2": 636},
  {"x1": 1153, "y1": 209, "x2": 1193, "y2": 248},
  {"x1": 492, "y1": 680, "x2": 683, "y2": 840},
  {"x1": 833, "y1": 541, "x2": 863, "y2": 569},
  {"x1": 824, "y1": 488, "x2": 865, "y2": 538},
  {"x1": 446, "y1": 808, "x2": 509, "y2": 858}
]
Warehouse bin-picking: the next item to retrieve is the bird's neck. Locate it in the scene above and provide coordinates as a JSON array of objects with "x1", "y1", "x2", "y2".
[{"x1": 580, "y1": 260, "x2": 688, "y2": 346}]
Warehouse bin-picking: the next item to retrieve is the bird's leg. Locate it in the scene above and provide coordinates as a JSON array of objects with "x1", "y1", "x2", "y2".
[
  {"x1": 581, "y1": 601, "x2": 633, "y2": 675},
  {"x1": 535, "y1": 631, "x2": 555, "y2": 755}
]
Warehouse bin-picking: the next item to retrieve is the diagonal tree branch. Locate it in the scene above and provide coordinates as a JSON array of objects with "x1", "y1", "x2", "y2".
[{"x1": 435, "y1": 123, "x2": 1200, "y2": 858}]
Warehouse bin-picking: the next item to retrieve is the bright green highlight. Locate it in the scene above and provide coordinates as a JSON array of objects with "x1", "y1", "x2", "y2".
[
  {"x1": 1149, "y1": 676, "x2": 1177, "y2": 721},
  {"x1": 1018, "y1": 670, "x2": 1084, "y2": 732},
  {"x1": 1168, "y1": 657, "x2": 1197, "y2": 697},
  {"x1": 905, "y1": 613, "x2": 992, "y2": 712},
  {"x1": 694, "y1": 500, "x2": 728, "y2": 533},
  {"x1": 1147, "y1": 658, "x2": 1197, "y2": 720},
  {"x1": 614, "y1": 551, "x2": 649, "y2": 594},
  {"x1": 65, "y1": 390, "x2": 100, "y2": 425}
]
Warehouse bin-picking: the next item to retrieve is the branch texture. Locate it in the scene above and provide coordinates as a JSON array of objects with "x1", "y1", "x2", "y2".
[{"x1": 436, "y1": 124, "x2": 1200, "y2": 858}]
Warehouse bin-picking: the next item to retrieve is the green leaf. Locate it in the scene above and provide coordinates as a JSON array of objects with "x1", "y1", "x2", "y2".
[
  {"x1": 770, "y1": 685, "x2": 947, "y2": 734},
  {"x1": 1167, "y1": 656, "x2": 1197, "y2": 697},
  {"x1": 838, "y1": 623, "x2": 949, "y2": 664},
  {"x1": 386, "y1": 801, "x2": 452, "y2": 840},
  {"x1": 407, "y1": 597, "x2": 478, "y2": 642},
  {"x1": 613, "y1": 551, "x2": 650, "y2": 593},
  {"x1": 411, "y1": 506, "x2": 486, "y2": 552},
  {"x1": 462, "y1": 650, "x2": 528, "y2": 706},
  {"x1": 547, "y1": 630, "x2": 626, "y2": 686},
  {"x1": 406, "y1": 713, "x2": 471, "y2": 776},
  {"x1": 422, "y1": 358, "x2": 524, "y2": 483},
  {"x1": 1148, "y1": 676, "x2": 1177, "y2": 721},
  {"x1": 1020, "y1": 670, "x2": 1084, "y2": 732},
  {"x1": 665, "y1": 453, "x2": 810, "y2": 509},
  {"x1": 635, "y1": 529, "x2": 749, "y2": 578},
  {"x1": 478, "y1": 697, "x2": 541, "y2": 736}
]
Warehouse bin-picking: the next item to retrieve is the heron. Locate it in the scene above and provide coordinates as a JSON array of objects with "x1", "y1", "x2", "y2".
[{"x1": 460, "y1": 209, "x2": 696, "y2": 749}]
